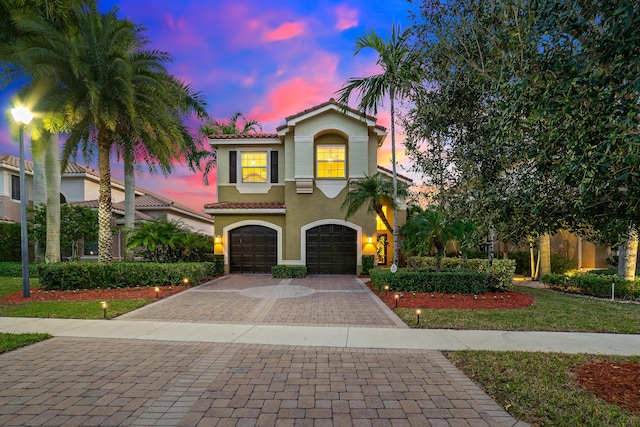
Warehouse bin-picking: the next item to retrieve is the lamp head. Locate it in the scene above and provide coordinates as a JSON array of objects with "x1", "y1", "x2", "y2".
[{"x1": 11, "y1": 107, "x2": 33, "y2": 125}]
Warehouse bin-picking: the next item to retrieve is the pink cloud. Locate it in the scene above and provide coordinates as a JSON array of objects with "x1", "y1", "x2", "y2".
[
  {"x1": 264, "y1": 22, "x2": 306, "y2": 42},
  {"x1": 335, "y1": 5, "x2": 359, "y2": 31}
]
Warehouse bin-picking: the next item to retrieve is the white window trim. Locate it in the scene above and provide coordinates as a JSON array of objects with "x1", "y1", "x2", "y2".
[{"x1": 316, "y1": 144, "x2": 346, "y2": 179}]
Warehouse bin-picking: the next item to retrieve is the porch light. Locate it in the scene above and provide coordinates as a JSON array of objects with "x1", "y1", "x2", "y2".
[
  {"x1": 214, "y1": 235, "x2": 222, "y2": 244},
  {"x1": 101, "y1": 301, "x2": 108, "y2": 319},
  {"x1": 367, "y1": 236, "x2": 373, "y2": 244}
]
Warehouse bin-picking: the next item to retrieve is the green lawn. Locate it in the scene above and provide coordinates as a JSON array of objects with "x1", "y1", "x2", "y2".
[
  {"x1": 396, "y1": 285, "x2": 640, "y2": 333},
  {"x1": 0, "y1": 332, "x2": 52, "y2": 354},
  {"x1": 446, "y1": 351, "x2": 640, "y2": 426}
]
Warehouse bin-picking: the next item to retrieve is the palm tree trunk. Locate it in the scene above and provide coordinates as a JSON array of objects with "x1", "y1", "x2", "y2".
[
  {"x1": 124, "y1": 140, "x2": 135, "y2": 261},
  {"x1": 618, "y1": 241, "x2": 626, "y2": 277},
  {"x1": 374, "y1": 206, "x2": 393, "y2": 235},
  {"x1": 44, "y1": 132, "x2": 61, "y2": 263},
  {"x1": 32, "y1": 148, "x2": 46, "y2": 263},
  {"x1": 98, "y1": 136, "x2": 113, "y2": 263},
  {"x1": 390, "y1": 87, "x2": 399, "y2": 267},
  {"x1": 621, "y1": 227, "x2": 638, "y2": 281},
  {"x1": 539, "y1": 233, "x2": 551, "y2": 277}
]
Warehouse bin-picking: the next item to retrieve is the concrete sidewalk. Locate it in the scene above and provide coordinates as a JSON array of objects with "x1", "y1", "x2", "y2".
[{"x1": 0, "y1": 316, "x2": 639, "y2": 355}]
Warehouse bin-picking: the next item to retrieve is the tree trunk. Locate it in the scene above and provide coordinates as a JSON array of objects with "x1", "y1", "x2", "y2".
[
  {"x1": 529, "y1": 237, "x2": 535, "y2": 280},
  {"x1": 44, "y1": 132, "x2": 61, "y2": 263},
  {"x1": 98, "y1": 136, "x2": 113, "y2": 263},
  {"x1": 374, "y1": 205, "x2": 393, "y2": 235},
  {"x1": 539, "y1": 233, "x2": 551, "y2": 277},
  {"x1": 32, "y1": 147, "x2": 46, "y2": 263},
  {"x1": 390, "y1": 87, "x2": 399, "y2": 268},
  {"x1": 621, "y1": 228, "x2": 638, "y2": 281},
  {"x1": 617, "y1": 239, "x2": 626, "y2": 277},
  {"x1": 123, "y1": 141, "x2": 135, "y2": 261}
]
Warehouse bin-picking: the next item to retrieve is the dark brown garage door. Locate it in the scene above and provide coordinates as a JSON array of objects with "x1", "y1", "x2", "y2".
[
  {"x1": 229, "y1": 225, "x2": 277, "y2": 273},
  {"x1": 306, "y1": 224, "x2": 357, "y2": 274}
]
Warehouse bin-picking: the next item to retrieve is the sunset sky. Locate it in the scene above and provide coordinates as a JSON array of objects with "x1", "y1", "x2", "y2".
[{"x1": 1, "y1": 0, "x2": 419, "y2": 213}]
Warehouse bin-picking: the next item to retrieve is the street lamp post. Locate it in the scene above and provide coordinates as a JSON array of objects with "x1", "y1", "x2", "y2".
[{"x1": 11, "y1": 107, "x2": 33, "y2": 298}]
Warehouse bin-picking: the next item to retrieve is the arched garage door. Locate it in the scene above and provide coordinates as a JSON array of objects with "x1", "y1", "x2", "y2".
[
  {"x1": 306, "y1": 224, "x2": 357, "y2": 274},
  {"x1": 229, "y1": 225, "x2": 277, "y2": 273}
]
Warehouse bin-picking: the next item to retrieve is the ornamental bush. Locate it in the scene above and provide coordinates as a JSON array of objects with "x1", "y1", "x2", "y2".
[
  {"x1": 0, "y1": 262, "x2": 40, "y2": 277},
  {"x1": 271, "y1": 265, "x2": 307, "y2": 278},
  {"x1": 37, "y1": 261, "x2": 223, "y2": 290},
  {"x1": 406, "y1": 257, "x2": 515, "y2": 291},
  {"x1": 361, "y1": 255, "x2": 375, "y2": 276},
  {"x1": 541, "y1": 272, "x2": 640, "y2": 299},
  {"x1": 370, "y1": 268, "x2": 489, "y2": 294}
]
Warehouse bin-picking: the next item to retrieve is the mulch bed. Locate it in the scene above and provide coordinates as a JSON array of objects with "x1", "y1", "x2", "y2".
[
  {"x1": 366, "y1": 282, "x2": 535, "y2": 310},
  {"x1": 573, "y1": 362, "x2": 640, "y2": 415},
  {"x1": 0, "y1": 286, "x2": 190, "y2": 303}
]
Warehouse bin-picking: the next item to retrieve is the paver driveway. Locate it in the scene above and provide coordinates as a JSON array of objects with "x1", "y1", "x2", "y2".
[{"x1": 0, "y1": 275, "x2": 527, "y2": 426}]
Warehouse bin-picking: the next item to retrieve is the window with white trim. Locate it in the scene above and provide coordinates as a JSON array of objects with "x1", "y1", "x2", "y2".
[
  {"x1": 241, "y1": 152, "x2": 267, "y2": 183},
  {"x1": 316, "y1": 145, "x2": 346, "y2": 178},
  {"x1": 11, "y1": 175, "x2": 20, "y2": 200}
]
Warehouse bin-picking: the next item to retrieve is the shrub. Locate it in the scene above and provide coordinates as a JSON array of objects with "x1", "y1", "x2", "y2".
[
  {"x1": 369, "y1": 268, "x2": 489, "y2": 294},
  {"x1": 541, "y1": 272, "x2": 640, "y2": 299},
  {"x1": 0, "y1": 262, "x2": 39, "y2": 277},
  {"x1": 271, "y1": 265, "x2": 307, "y2": 278},
  {"x1": 508, "y1": 251, "x2": 531, "y2": 276},
  {"x1": 405, "y1": 256, "x2": 515, "y2": 291},
  {"x1": 361, "y1": 255, "x2": 375, "y2": 276},
  {"x1": 37, "y1": 262, "x2": 222, "y2": 290},
  {"x1": 0, "y1": 223, "x2": 21, "y2": 262},
  {"x1": 550, "y1": 253, "x2": 578, "y2": 274}
]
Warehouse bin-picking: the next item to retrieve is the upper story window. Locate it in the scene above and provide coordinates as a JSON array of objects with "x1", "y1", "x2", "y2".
[
  {"x1": 241, "y1": 152, "x2": 267, "y2": 183},
  {"x1": 11, "y1": 175, "x2": 20, "y2": 200},
  {"x1": 316, "y1": 145, "x2": 346, "y2": 178}
]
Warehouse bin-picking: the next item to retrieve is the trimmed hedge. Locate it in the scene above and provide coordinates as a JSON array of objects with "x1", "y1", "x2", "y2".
[
  {"x1": 0, "y1": 262, "x2": 40, "y2": 277},
  {"x1": 541, "y1": 272, "x2": 640, "y2": 299},
  {"x1": 37, "y1": 261, "x2": 223, "y2": 290},
  {"x1": 272, "y1": 265, "x2": 307, "y2": 278},
  {"x1": 361, "y1": 255, "x2": 375, "y2": 276},
  {"x1": 407, "y1": 257, "x2": 515, "y2": 291},
  {"x1": 370, "y1": 268, "x2": 489, "y2": 294}
]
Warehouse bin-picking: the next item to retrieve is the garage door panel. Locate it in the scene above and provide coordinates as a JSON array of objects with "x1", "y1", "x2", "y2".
[
  {"x1": 306, "y1": 225, "x2": 356, "y2": 275},
  {"x1": 229, "y1": 225, "x2": 277, "y2": 273}
]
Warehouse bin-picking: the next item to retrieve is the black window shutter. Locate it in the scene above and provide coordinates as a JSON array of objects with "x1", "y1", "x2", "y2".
[
  {"x1": 229, "y1": 151, "x2": 237, "y2": 183},
  {"x1": 270, "y1": 151, "x2": 278, "y2": 183}
]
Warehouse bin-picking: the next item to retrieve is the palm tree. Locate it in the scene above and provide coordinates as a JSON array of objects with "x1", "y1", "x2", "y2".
[
  {"x1": 401, "y1": 207, "x2": 468, "y2": 270},
  {"x1": 341, "y1": 173, "x2": 400, "y2": 234},
  {"x1": 1, "y1": 0, "x2": 84, "y2": 263},
  {"x1": 336, "y1": 24, "x2": 423, "y2": 267},
  {"x1": 194, "y1": 112, "x2": 262, "y2": 185}
]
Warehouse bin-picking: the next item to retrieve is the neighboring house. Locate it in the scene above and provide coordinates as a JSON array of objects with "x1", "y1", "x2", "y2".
[
  {"x1": 204, "y1": 99, "x2": 412, "y2": 275},
  {"x1": 0, "y1": 154, "x2": 214, "y2": 260}
]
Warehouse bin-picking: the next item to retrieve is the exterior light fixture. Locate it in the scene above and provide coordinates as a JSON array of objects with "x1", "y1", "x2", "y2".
[
  {"x1": 383, "y1": 284, "x2": 390, "y2": 293},
  {"x1": 11, "y1": 107, "x2": 33, "y2": 299},
  {"x1": 155, "y1": 287, "x2": 160, "y2": 298},
  {"x1": 183, "y1": 277, "x2": 189, "y2": 285},
  {"x1": 394, "y1": 293, "x2": 400, "y2": 308},
  {"x1": 415, "y1": 309, "x2": 422, "y2": 325},
  {"x1": 214, "y1": 235, "x2": 222, "y2": 244},
  {"x1": 367, "y1": 236, "x2": 373, "y2": 244},
  {"x1": 101, "y1": 301, "x2": 108, "y2": 319}
]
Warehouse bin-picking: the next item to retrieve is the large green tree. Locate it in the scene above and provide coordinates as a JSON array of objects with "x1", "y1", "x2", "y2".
[
  {"x1": 407, "y1": 0, "x2": 640, "y2": 279},
  {"x1": 337, "y1": 24, "x2": 424, "y2": 267}
]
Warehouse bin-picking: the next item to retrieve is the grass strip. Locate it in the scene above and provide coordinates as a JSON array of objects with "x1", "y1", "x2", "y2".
[
  {"x1": 0, "y1": 333, "x2": 52, "y2": 354},
  {"x1": 396, "y1": 285, "x2": 640, "y2": 333},
  {"x1": 0, "y1": 299, "x2": 153, "y2": 319},
  {"x1": 446, "y1": 351, "x2": 640, "y2": 426}
]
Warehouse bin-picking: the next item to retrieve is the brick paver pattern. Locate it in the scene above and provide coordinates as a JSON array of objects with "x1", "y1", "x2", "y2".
[
  {"x1": 121, "y1": 276, "x2": 401, "y2": 328},
  {"x1": 0, "y1": 338, "x2": 519, "y2": 426}
]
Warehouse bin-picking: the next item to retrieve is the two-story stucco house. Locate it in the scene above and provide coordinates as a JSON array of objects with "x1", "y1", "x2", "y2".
[{"x1": 204, "y1": 99, "x2": 412, "y2": 275}]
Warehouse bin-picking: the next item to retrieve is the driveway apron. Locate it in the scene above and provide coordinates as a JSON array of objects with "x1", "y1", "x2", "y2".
[{"x1": 0, "y1": 275, "x2": 527, "y2": 426}]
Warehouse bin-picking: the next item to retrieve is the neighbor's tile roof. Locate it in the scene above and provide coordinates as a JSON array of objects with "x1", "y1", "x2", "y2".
[
  {"x1": 0, "y1": 215, "x2": 15, "y2": 223},
  {"x1": 377, "y1": 165, "x2": 414, "y2": 184},
  {"x1": 204, "y1": 201, "x2": 285, "y2": 210},
  {"x1": 66, "y1": 200, "x2": 156, "y2": 221}
]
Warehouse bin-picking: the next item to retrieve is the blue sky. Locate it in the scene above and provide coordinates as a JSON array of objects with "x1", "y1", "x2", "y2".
[{"x1": 1, "y1": 0, "x2": 416, "y2": 212}]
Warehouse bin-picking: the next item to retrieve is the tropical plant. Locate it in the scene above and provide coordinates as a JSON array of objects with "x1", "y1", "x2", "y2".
[
  {"x1": 341, "y1": 173, "x2": 402, "y2": 234},
  {"x1": 401, "y1": 207, "x2": 473, "y2": 270},
  {"x1": 194, "y1": 112, "x2": 263, "y2": 185},
  {"x1": 0, "y1": 0, "x2": 87, "y2": 263},
  {"x1": 337, "y1": 24, "x2": 424, "y2": 267}
]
